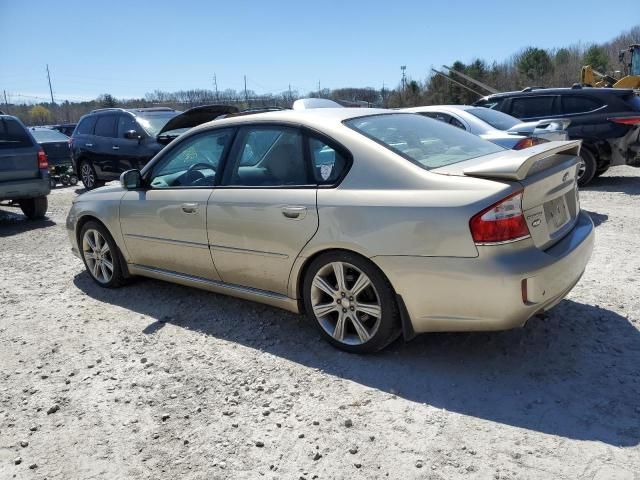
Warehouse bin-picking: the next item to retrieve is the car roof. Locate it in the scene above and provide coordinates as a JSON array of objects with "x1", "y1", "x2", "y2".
[
  {"x1": 404, "y1": 105, "x2": 475, "y2": 113},
  {"x1": 480, "y1": 87, "x2": 634, "y2": 100},
  {"x1": 190, "y1": 107, "x2": 396, "y2": 132}
]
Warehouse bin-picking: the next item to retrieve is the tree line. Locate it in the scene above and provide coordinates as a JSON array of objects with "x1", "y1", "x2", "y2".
[{"x1": 3, "y1": 25, "x2": 638, "y2": 126}]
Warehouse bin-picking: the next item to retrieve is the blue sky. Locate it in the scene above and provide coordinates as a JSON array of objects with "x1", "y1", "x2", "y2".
[{"x1": 0, "y1": 0, "x2": 638, "y2": 102}]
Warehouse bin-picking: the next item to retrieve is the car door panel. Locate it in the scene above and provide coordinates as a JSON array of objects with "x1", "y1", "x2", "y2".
[
  {"x1": 120, "y1": 189, "x2": 219, "y2": 280},
  {"x1": 207, "y1": 188, "x2": 318, "y2": 294}
]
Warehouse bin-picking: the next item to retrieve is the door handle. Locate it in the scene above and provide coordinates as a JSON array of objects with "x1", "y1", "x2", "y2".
[
  {"x1": 85, "y1": 143, "x2": 93, "y2": 147},
  {"x1": 181, "y1": 203, "x2": 198, "y2": 214},
  {"x1": 112, "y1": 145, "x2": 120, "y2": 150},
  {"x1": 281, "y1": 205, "x2": 307, "y2": 219}
]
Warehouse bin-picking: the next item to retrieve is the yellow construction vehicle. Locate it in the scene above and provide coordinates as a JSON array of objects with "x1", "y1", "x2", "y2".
[{"x1": 581, "y1": 44, "x2": 640, "y2": 89}]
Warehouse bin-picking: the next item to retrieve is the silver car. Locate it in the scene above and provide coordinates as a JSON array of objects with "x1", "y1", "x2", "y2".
[
  {"x1": 66, "y1": 109, "x2": 594, "y2": 353},
  {"x1": 403, "y1": 105, "x2": 569, "y2": 150}
]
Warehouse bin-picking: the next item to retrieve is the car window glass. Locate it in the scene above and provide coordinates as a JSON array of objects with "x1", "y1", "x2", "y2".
[
  {"x1": 561, "y1": 96, "x2": 603, "y2": 114},
  {"x1": 467, "y1": 107, "x2": 519, "y2": 130},
  {"x1": 309, "y1": 137, "x2": 348, "y2": 184},
  {"x1": 449, "y1": 116, "x2": 466, "y2": 129},
  {"x1": 94, "y1": 115, "x2": 117, "y2": 138},
  {"x1": 0, "y1": 118, "x2": 33, "y2": 149},
  {"x1": 150, "y1": 129, "x2": 233, "y2": 188},
  {"x1": 419, "y1": 112, "x2": 452, "y2": 123},
  {"x1": 510, "y1": 96, "x2": 555, "y2": 118},
  {"x1": 76, "y1": 116, "x2": 96, "y2": 135},
  {"x1": 225, "y1": 126, "x2": 307, "y2": 187},
  {"x1": 117, "y1": 115, "x2": 139, "y2": 138},
  {"x1": 30, "y1": 129, "x2": 69, "y2": 142}
]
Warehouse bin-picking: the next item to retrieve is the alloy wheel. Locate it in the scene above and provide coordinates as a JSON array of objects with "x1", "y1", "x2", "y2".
[
  {"x1": 576, "y1": 159, "x2": 586, "y2": 181},
  {"x1": 310, "y1": 261, "x2": 382, "y2": 346},
  {"x1": 82, "y1": 229, "x2": 114, "y2": 284},
  {"x1": 81, "y1": 163, "x2": 95, "y2": 189}
]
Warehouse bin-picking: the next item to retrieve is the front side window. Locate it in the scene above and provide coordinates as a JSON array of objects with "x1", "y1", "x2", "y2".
[
  {"x1": 117, "y1": 114, "x2": 140, "y2": 138},
  {"x1": 510, "y1": 96, "x2": 555, "y2": 119},
  {"x1": 150, "y1": 129, "x2": 233, "y2": 188},
  {"x1": 136, "y1": 113, "x2": 179, "y2": 136},
  {"x1": 94, "y1": 115, "x2": 117, "y2": 137},
  {"x1": 309, "y1": 137, "x2": 348, "y2": 183},
  {"x1": 224, "y1": 126, "x2": 308, "y2": 186},
  {"x1": 345, "y1": 113, "x2": 503, "y2": 170}
]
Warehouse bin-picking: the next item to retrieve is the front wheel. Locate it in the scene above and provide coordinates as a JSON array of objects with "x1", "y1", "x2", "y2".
[
  {"x1": 19, "y1": 196, "x2": 48, "y2": 220},
  {"x1": 80, "y1": 221, "x2": 126, "y2": 288},
  {"x1": 303, "y1": 251, "x2": 401, "y2": 353}
]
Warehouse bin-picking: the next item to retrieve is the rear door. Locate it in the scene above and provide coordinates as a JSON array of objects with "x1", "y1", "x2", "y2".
[
  {"x1": 0, "y1": 117, "x2": 39, "y2": 182},
  {"x1": 207, "y1": 124, "x2": 318, "y2": 295}
]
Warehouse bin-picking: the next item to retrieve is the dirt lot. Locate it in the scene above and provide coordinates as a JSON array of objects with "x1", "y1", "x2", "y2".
[{"x1": 1, "y1": 168, "x2": 639, "y2": 480}]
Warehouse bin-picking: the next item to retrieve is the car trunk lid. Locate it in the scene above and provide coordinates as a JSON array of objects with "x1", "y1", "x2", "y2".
[
  {"x1": 434, "y1": 140, "x2": 582, "y2": 250},
  {"x1": 40, "y1": 141, "x2": 71, "y2": 166}
]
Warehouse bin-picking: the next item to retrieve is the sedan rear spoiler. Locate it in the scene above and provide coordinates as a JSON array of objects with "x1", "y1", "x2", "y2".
[{"x1": 463, "y1": 140, "x2": 581, "y2": 181}]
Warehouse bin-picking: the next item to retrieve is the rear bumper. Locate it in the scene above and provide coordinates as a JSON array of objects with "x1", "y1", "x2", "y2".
[
  {"x1": 0, "y1": 173, "x2": 50, "y2": 201},
  {"x1": 373, "y1": 211, "x2": 594, "y2": 333}
]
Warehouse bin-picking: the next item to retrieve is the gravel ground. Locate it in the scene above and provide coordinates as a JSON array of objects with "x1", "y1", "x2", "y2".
[{"x1": 1, "y1": 167, "x2": 639, "y2": 480}]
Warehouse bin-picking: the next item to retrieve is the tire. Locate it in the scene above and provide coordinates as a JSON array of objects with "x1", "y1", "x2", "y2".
[
  {"x1": 79, "y1": 221, "x2": 127, "y2": 288},
  {"x1": 594, "y1": 164, "x2": 609, "y2": 178},
  {"x1": 69, "y1": 174, "x2": 79, "y2": 186},
  {"x1": 50, "y1": 177, "x2": 57, "y2": 189},
  {"x1": 577, "y1": 148, "x2": 597, "y2": 187},
  {"x1": 302, "y1": 251, "x2": 401, "y2": 353},
  {"x1": 19, "y1": 196, "x2": 48, "y2": 220},
  {"x1": 79, "y1": 161, "x2": 103, "y2": 190}
]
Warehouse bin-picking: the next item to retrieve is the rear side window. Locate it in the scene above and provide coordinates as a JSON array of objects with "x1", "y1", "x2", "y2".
[
  {"x1": 561, "y1": 96, "x2": 603, "y2": 114},
  {"x1": 510, "y1": 96, "x2": 555, "y2": 118},
  {"x1": 0, "y1": 118, "x2": 33, "y2": 149},
  {"x1": 76, "y1": 116, "x2": 96, "y2": 135},
  {"x1": 94, "y1": 115, "x2": 117, "y2": 138},
  {"x1": 309, "y1": 137, "x2": 348, "y2": 184}
]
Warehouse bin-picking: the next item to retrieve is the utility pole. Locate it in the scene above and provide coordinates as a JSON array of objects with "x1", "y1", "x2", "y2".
[
  {"x1": 318, "y1": 80, "x2": 321, "y2": 97},
  {"x1": 288, "y1": 83, "x2": 292, "y2": 102},
  {"x1": 213, "y1": 73, "x2": 219, "y2": 101},
  {"x1": 381, "y1": 81, "x2": 386, "y2": 108},
  {"x1": 3, "y1": 90, "x2": 8, "y2": 112},
  {"x1": 46, "y1": 64, "x2": 55, "y2": 104},
  {"x1": 244, "y1": 75, "x2": 248, "y2": 103},
  {"x1": 400, "y1": 65, "x2": 407, "y2": 93}
]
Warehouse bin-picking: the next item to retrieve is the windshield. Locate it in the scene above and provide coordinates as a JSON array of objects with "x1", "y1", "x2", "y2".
[
  {"x1": 136, "y1": 112, "x2": 179, "y2": 136},
  {"x1": 30, "y1": 129, "x2": 69, "y2": 142},
  {"x1": 345, "y1": 113, "x2": 504, "y2": 169},
  {"x1": 466, "y1": 108, "x2": 519, "y2": 130}
]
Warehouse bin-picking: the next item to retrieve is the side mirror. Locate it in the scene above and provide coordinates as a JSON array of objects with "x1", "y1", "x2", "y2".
[
  {"x1": 124, "y1": 129, "x2": 140, "y2": 140},
  {"x1": 120, "y1": 169, "x2": 142, "y2": 190}
]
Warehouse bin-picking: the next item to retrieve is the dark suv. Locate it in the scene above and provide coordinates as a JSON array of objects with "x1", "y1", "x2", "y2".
[
  {"x1": 474, "y1": 87, "x2": 640, "y2": 185},
  {"x1": 0, "y1": 114, "x2": 50, "y2": 219},
  {"x1": 71, "y1": 106, "x2": 237, "y2": 189}
]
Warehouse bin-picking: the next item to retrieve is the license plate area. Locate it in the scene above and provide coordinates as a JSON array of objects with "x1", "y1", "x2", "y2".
[{"x1": 544, "y1": 196, "x2": 569, "y2": 232}]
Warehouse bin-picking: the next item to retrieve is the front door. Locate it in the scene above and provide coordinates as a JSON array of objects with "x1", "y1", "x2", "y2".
[
  {"x1": 207, "y1": 125, "x2": 319, "y2": 295},
  {"x1": 119, "y1": 128, "x2": 235, "y2": 280}
]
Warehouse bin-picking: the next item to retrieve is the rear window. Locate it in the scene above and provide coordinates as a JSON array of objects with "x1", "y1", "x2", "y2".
[
  {"x1": 510, "y1": 96, "x2": 555, "y2": 119},
  {"x1": 344, "y1": 113, "x2": 503, "y2": 170},
  {"x1": 466, "y1": 107, "x2": 519, "y2": 130},
  {"x1": 76, "y1": 116, "x2": 96, "y2": 135},
  {"x1": 560, "y1": 96, "x2": 603, "y2": 114},
  {"x1": 30, "y1": 129, "x2": 69, "y2": 143},
  {"x1": 0, "y1": 118, "x2": 33, "y2": 149}
]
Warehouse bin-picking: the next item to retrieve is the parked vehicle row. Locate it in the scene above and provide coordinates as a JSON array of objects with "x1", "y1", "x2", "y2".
[
  {"x1": 67, "y1": 106, "x2": 594, "y2": 353},
  {"x1": 474, "y1": 86, "x2": 640, "y2": 185}
]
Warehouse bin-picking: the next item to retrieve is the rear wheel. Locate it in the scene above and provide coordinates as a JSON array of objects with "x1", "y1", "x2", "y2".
[
  {"x1": 303, "y1": 251, "x2": 400, "y2": 353},
  {"x1": 80, "y1": 221, "x2": 126, "y2": 288},
  {"x1": 19, "y1": 196, "x2": 48, "y2": 220},
  {"x1": 80, "y1": 161, "x2": 103, "y2": 190},
  {"x1": 576, "y1": 148, "x2": 597, "y2": 187},
  {"x1": 594, "y1": 164, "x2": 610, "y2": 178}
]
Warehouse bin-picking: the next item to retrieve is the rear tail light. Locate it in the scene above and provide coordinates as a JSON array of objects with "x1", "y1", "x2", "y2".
[
  {"x1": 513, "y1": 137, "x2": 549, "y2": 150},
  {"x1": 469, "y1": 190, "x2": 530, "y2": 244},
  {"x1": 37, "y1": 149, "x2": 48, "y2": 169},
  {"x1": 607, "y1": 116, "x2": 640, "y2": 125}
]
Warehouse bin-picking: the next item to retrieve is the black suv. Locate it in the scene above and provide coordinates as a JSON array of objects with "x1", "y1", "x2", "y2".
[
  {"x1": 474, "y1": 87, "x2": 640, "y2": 185},
  {"x1": 71, "y1": 106, "x2": 236, "y2": 189}
]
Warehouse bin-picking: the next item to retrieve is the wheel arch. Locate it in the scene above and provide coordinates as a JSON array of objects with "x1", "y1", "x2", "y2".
[{"x1": 76, "y1": 214, "x2": 132, "y2": 278}]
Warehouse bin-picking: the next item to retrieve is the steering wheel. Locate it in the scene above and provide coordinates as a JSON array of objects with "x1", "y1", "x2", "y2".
[
  {"x1": 177, "y1": 162, "x2": 216, "y2": 186},
  {"x1": 187, "y1": 162, "x2": 216, "y2": 173}
]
